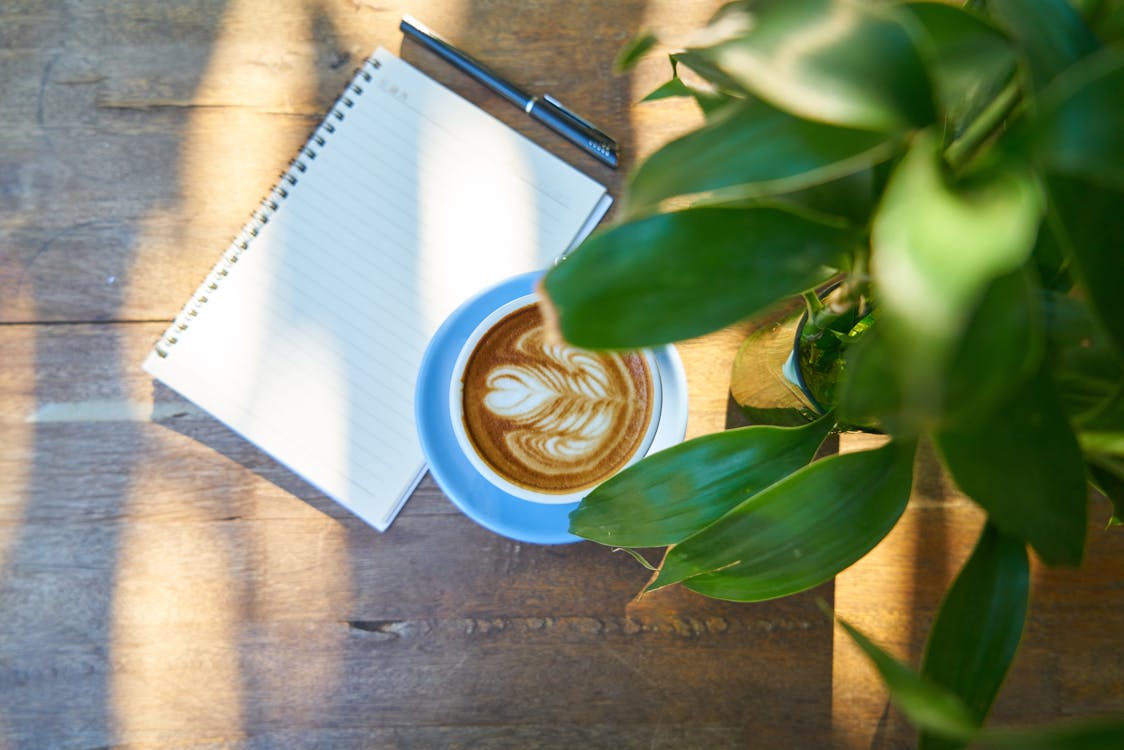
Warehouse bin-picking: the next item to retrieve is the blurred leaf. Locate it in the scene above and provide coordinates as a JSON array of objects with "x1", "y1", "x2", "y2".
[
  {"x1": 1085, "y1": 1, "x2": 1124, "y2": 45},
  {"x1": 648, "y1": 440, "x2": 915, "y2": 601},
  {"x1": 804, "y1": 168, "x2": 884, "y2": 224},
  {"x1": 1032, "y1": 50, "x2": 1124, "y2": 190},
  {"x1": 833, "y1": 605, "x2": 1124, "y2": 748},
  {"x1": 640, "y1": 75, "x2": 733, "y2": 117},
  {"x1": 919, "y1": 524, "x2": 1029, "y2": 750},
  {"x1": 1069, "y1": 0, "x2": 1099, "y2": 15},
  {"x1": 615, "y1": 31, "x2": 658, "y2": 73},
  {"x1": 689, "y1": 0, "x2": 936, "y2": 132},
  {"x1": 1084, "y1": 391, "x2": 1124, "y2": 434},
  {"x1": 837, "y1": 325, "x2": 909, "y2": 434},
  {"x1": 830, "y1": 609, "x2": 980, "y2": 742},
  {"x1": 983, "y1": 0, "x2": 1100, "y2": 91},
  {"x1": 569, "y1": 415, "x2": 834, "y2": 547},
  {"x1": 623, "y1": 98, "x2": 897, "y2": 217},
  {"x1": 671, "y1": 49, "x2": 753, "y2": 99},
  {"x1": 1039, "y1": 290, "x2": 1124, "y2": 422},
  {"x1": 1045, "y1": 174, "x2": 1124, "y2": 360},
  {"x1": 1083, "y1": 450, "x2": 1124, "y2": 526},
  {"x1": 840, "y1": 273, "x2": 1045, "y2": 434},
  {"x1": 641, "y1": 76, "x2": 694, "y2": 102},
  {"x1": 900, "y1": 1, "x2": 1017, "y2": 134},
  {"x1": 542, "y1": 206, "x2": 849, "y2": 349},
  {"x1": 872, "y1": 130, "x2": 1042, "y2": 414},
  {"x1": 1081, "y1": 430, "x2": 1124, "y2": 456},
  {"x1": 1088, "y1": 462, "x2": 1124, "y2": 527},
  {"x1": 936, "y1": 366, "x2": 1087, "y2": 566},
  {"x1": 1030, "y1": 214, "x2": 1074, "y2": 292},
  {"x1": 942, "y1": 271, "x2": 1044, "y2": 425},
  {"x1": 693, "y1": 165, "x2": 882, "y2": 228},
  {"x1": 978, "y1": 715, "x2": 1124, "y2": 749}
]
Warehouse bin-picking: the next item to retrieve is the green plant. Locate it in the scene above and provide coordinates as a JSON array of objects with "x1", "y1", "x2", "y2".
[{"x1": 540, "y1": 0, "x2": 1124, "y2": 746}]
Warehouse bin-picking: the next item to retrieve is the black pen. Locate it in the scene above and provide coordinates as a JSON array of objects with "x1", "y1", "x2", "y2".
[{"x1": 399, "y1": 15, "x2": 619, "y2": 169}]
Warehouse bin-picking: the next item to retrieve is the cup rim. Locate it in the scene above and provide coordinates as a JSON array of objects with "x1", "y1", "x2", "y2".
[{"x1": 449, "y1": 292, "x2": 662, "y2": 504}]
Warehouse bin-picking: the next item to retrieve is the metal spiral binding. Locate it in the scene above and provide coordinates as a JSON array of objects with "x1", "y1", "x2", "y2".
[{"x1": 152, "y1": 56, "x2": 383, "y2": 358}]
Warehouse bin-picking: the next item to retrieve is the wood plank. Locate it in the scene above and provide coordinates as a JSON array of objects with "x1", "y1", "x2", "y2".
[
  {"x1": 0, "y1": 322, "x2": 835, "y2": 747},
  {"x1": 5, "y1": 1, "x2": 1124, "y2": 748},
  {"x1": 0, "y1": 0, "x2": 709, "y2": 323},
  {"x1": 5, "y1": 325, "x2": 1123, "y2": 749},
  {"x1": 831, "y1": 435, "x2": 1124, "y2": 748}
]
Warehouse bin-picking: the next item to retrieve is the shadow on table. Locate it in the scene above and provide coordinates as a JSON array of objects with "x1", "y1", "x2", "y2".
[{"x1": 0, "y1": 2, "x2": 234, "y2": 747}]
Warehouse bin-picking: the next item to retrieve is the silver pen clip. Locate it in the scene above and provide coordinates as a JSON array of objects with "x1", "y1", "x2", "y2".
[{"x1": 542, "y1": 94, "x2": 615, "y2": 143}]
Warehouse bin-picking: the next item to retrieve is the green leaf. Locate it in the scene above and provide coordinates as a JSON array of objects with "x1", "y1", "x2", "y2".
[
  {"x1": 640, "y1": 75, "x2": 733, "y2": 117},
  {"x1": 623, "y1": 97, "x2": 897, "y2": 217},
  {"x1": 1040, "y1": 290, "x2": 1124, "y2": 422},
  {"x1": 1045, "y1": 174, "x2": 1124, "y2": 361},
  {"x1": 871, "y1": 130, "x2": 1042, "y2": 415},
  {"x1": 640, "y1": 76, "x2": 691, "y2": 103},
  {"x1": 919, "y1": 524, "x2": 1030, "y2": 750},
  {"x1": 1030, "y1": 210, "x2": 1074, "y2": 292},
  {"x1": 1032, "y1": 50, "x2": 1124, "y2": 191},
  {"x1": 671, "y1": 49, "x2": 753, "y2": 100},
  {"x1": 615, "y1": 31, "x2": 658, "y2": 73},
  {"x1": 690, "y1": 0, "x2": 937, "y2": 132},
  {"x1": 983, "y1": 0, "x2": 1100, "y2": 91},
  {"x1": 1083, "y1": 449, "x2": 1124, "y2": 525},
  {"x1": 568, "y1": 414, "x2": 835, "y2": 547},
  {"x1": 542, "y1": 206, "x2": 849, "y2": 349},
  {"x1": 900, "y1": 1, "x2": 1017, "y2": 134},
  {"x1": 936, "y1": 366, "x2": 1088, "y2": 567},
  {"x1": 832, "y1": 606, "x2": 1124, "y2": 749},
  {"x1": 648, "y1": 440, "x2": 915, "y2": 601},
  {"x1": 1081, "y1": 430, "x2": 1124, "y2": 457},
  {"x1": 977, "y1": 715, "x2": 1124, "y2": 749},
  {"x1": 942, "y1": 271, "x2": 1044, "y2": 425},
  {"x1": 837, "y1": 325, "x2": 908, "y2": 434},
  {"x1": 842, "y1": 273, "x2": 1043, "y2": 438},
  {"x1": 1084, "y1": 1, "x2": 1124, "y2": 46},
  {"x1": 829, "y1": 609, "x2": 980, "y2": 742},
  {"x1": 803, "y1": 167, "x2": 885, "y2": 223},
  {"x1": 1088, "y1": 462, "x2": 1124, "y2": 527}
]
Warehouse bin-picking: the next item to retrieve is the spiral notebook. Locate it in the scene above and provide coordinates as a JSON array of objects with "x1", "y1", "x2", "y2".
[{"x1": 143, "y1": 47, "x2": 612, "y2": 531}]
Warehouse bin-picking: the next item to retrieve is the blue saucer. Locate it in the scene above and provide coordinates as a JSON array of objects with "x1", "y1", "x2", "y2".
[{"x1": 415, "y1": 271, "x2": 689, "y2": 544}]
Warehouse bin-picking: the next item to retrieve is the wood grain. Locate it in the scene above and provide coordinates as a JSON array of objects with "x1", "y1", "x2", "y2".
[{"x1": 2, "y1": 1, "x2": 1123, "y2": 749}]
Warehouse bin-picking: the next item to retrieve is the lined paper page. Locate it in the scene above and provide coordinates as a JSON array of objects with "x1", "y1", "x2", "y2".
[{"x1": 143, "y1": 48, "x2": 610, "y2": 530}]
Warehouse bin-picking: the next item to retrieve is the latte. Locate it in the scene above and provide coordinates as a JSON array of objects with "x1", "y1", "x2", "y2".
[{"x1": 458, "y1": 301, "x2": 655, "y2": 496}]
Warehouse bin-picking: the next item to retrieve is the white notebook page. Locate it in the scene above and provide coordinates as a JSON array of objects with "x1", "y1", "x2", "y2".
[{"x1": 143, "y1": 48, "x2": 611, "y2": 530}]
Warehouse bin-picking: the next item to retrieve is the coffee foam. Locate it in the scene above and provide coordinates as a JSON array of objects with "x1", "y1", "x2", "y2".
[{"x1": 461, "y1": 303, "x2": 654, "y2": 494}]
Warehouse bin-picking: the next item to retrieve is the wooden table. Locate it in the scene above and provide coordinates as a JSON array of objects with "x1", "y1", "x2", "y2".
[{"x1": 2, "y1": 1, "x2": 1122, "y2": 747}]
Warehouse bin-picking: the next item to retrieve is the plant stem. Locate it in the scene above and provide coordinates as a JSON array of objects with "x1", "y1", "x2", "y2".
[
  {"x1": 1076, "y1": 377, "x2": 1124, "y2": 429},
  {"x1": 613, "y1": 547, "x2": 658, "y2": 571},
  {"x1": 944, "y1": 78, "x2": 1023, "y2": 171},
  {"x1": 803, "y1": 289, "x2": 825, "y2": 319}
]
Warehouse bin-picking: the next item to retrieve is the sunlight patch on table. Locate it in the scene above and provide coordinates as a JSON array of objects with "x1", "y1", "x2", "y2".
[
  {"x1": 829, "y1": 433, "x2": 986, "y2": 748},
  {"x1": 110, "y1": 0, "x2": 329, "y2": 741},
  {"x1": 627, "y1": 1, "x2": 716, "y2": 160},
  {"x1": 0, "y1": 326, "x2": 36, "y2": 579},
  {"x1": 829, "y1": 433, "x2": 912, "y2": 749},
  {"x1": 110, "y1": 476, "x2": 248, "y2": 743},
  {"x1": 25, "y1": 399, "x2": 205, "y2": 423}
]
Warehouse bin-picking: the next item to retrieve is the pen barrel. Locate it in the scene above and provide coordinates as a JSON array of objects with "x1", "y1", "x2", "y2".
[
  {"x1": 400, "y1": 20, "x2": 530, "y2": 108},
  {"x1": 528, "y1": 98, "x2": 619, "y2": 169}
]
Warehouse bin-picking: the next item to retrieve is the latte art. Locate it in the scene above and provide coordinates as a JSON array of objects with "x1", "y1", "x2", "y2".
[
  {"x1": 486, "y1": 336, "x2": 631, "y2": 470},
  {"x1": 461, "y1": 303, "x2": 654, "y2": 494}
]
